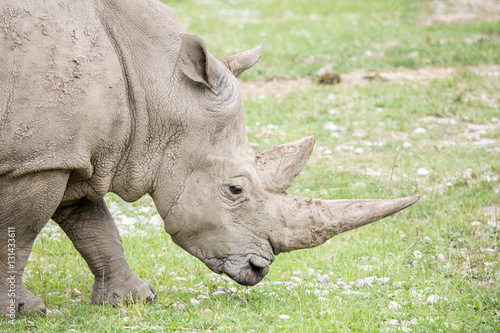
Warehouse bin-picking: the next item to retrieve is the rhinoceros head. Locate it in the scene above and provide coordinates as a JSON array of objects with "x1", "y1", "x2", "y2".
[{"x1": 154, "y1": 34, "x2": 419, "y2": 286}]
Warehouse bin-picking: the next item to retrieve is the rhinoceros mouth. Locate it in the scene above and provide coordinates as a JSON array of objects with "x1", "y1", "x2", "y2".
[
  {"x1": 204, "y1": 254, "x2": 272, "y2": 286},
  {"x1": 225, "y1": 255, "x2": 270, "y2": 286}
]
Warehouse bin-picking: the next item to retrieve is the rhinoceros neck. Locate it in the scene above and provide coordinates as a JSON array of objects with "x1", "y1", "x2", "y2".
[{"x1": 93, "y1": 0, "x2": 189, "y2": 202}]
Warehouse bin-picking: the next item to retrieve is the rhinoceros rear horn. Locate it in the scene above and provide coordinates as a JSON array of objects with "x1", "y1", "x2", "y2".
[
  {"x1": 219, "y1": 40, "x2": 265, "y2": 78},
  {"x1": 179, "y1": 33, "x2": 221, "y2": 90},
  {"x1": 255, "y1": 136, "x2": 315, "y2": 193}
]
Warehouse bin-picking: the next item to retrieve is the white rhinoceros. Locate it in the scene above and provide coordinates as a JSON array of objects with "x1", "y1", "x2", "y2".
[{"x1": 0, "y1": 0, "x2": 419, "y2": 316}]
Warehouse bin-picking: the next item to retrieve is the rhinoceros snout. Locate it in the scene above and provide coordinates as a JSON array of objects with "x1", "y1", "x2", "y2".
[
  {"x1": 239, "y1": 265, "x2": 268, "y2": 286},
  {"x1": 223, "y1": 255, "x2": 272, "y2": 286},
  {"x1": 232, "y1": 262, "x2": 268, "y2": 286}
]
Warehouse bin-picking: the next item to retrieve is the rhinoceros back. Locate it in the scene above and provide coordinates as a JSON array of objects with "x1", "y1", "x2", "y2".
[{"x1": 0, "y1": 0, "x2": 129, "y2": 177}]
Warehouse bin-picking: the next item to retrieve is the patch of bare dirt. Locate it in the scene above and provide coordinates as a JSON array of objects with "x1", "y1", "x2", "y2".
[
  {"x1": 421, "y1": 0, "x2": 500, "y2": 26},
  {"x1": 240, "y1": 64, "x2": 500, "y2": 97}
]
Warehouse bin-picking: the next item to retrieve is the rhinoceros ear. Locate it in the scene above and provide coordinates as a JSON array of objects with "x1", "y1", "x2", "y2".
[
  {"x1": 255, "y1": 136, "x2": 315, "y2": 193},
  {"x1": 179, "y1": 33, "x2": 221, "y2": 90},
  {"x1": 219, "y1": 40, "x2": 264, "y2": 78}
]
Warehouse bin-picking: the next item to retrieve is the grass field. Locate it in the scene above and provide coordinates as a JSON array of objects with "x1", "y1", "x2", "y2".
[{"x1": 2, "y1": 0, "x2": 499, "y2": 331}]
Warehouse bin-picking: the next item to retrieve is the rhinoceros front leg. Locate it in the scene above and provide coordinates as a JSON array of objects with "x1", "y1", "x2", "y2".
[
  {"x1": 52, "y1": 198, "x2": 155, "y2": 305},
  {"x1": 0, "y1": 171, "x2": 70, "y2": 317}
]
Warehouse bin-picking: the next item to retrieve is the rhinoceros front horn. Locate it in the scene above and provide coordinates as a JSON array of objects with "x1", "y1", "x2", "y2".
[{"x1": 272, "y1": 194, "x2": 420, "y2": 253}]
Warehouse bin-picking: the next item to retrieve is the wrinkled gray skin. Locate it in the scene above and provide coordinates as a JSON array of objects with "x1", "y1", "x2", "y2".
[{"x1": 0, "y1": 0, "x2": 419, "y2": 316}]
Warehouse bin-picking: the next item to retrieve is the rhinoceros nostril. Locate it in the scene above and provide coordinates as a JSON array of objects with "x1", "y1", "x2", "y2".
[
  {"x1": 249, "y1": 261, "x2": 263, "y2": 280},
  {"x1": 248, "y1": 256, "x2": 270, "y2": 281},
  {"x1": 249, "y1": 255, "x2": 268, "y2": 268}
]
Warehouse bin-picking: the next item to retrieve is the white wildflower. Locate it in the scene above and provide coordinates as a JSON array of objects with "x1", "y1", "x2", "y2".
[
  {"x1": 417, "y1": 167, "x2": 429, "y2": 176},
  {"x1": 413, "y1": 127, "x2": 426, "y2": 134},
  {"x1": 388, "y1": 301, "x2": 401, "y2": 310}
]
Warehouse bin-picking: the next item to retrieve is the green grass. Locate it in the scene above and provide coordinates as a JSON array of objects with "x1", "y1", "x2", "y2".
[
  {"x1": 168, "y1": 0, "x2": 500, "y2": 78},
  {"x1": 2, "y1": 0, "x2": 499, "y2": 331}
]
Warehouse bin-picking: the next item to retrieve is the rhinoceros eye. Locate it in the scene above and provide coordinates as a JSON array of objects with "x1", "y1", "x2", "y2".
[{"x1": 229, "y1": 185, "x2": 243, "y2": 195}]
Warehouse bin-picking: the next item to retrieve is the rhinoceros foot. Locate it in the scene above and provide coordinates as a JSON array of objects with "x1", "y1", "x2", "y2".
[
  {"x1": 91, "y1": 274, "x2": 156, "y2": 306},
  {"x1": 1, "y1": 290, "x2": 46, "y2": 318}
]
